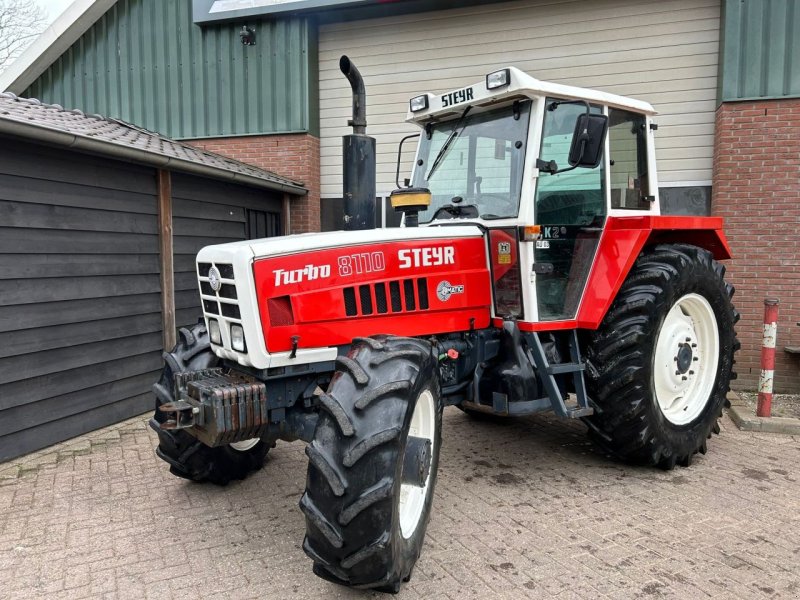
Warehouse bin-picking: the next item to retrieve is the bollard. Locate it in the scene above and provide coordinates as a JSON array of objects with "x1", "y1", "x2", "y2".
[{"x1": 757, "y1": 298, "x2": 779, "y2": 417}]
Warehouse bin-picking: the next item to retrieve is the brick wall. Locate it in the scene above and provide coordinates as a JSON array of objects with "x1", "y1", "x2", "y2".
[
  {"x1": 712, "y1": 99, "x2": 800, "y2": 392},
  {"x1": 189, "y1": 133, "x2": 321, "y2": 234}
]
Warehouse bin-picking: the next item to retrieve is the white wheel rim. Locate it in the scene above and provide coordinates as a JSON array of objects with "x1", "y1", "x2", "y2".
[
  {"x1": 399, "y1": 389, "x2": 436, "y2": 539},
  {"x1": 229, "y1": 438, "x2": 260, "y2": 452},
  {"x1": 653, "y1": 293, "x2": 720, "y2": 425}
]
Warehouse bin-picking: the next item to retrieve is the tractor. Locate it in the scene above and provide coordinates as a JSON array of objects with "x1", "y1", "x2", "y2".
[{"x1": 151, "y1": 57, "x2": 738, "y2": 592}]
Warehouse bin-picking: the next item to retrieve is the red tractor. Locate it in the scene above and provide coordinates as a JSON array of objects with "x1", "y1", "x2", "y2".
[{"x1": 151, "y1": 58, "x2": 738, "y2": 592}]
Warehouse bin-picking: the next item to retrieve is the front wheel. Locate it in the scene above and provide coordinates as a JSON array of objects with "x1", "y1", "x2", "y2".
[
  {"x1": 583, "y1": 244, "x2": 739, "y2": 469},
  {"x1": 150, "y1": 321, "x2": 269, "y2": 485},
  {"x1": 301, "y1": 336, "x2": 442, "y2": 592}
]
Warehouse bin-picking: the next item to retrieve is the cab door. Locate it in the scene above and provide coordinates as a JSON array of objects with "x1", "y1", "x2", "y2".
[{"x1": 533, "y1": 99, "x2": 606, "y2": 321}]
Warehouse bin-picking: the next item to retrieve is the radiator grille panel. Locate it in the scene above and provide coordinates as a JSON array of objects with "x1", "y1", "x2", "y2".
[
  {"x1": 220, "y1": 302, "x2": 241, "y2": 319},
  {"x1": 359, "y1": 285, "x2": 373, "y2": 315},
  {"x1": 344, "y1": 287, "x2": 358, "y2": 316},
  {"x1": 343, "y1": 279, "x2": 428, "y2": 317},
  {"x1": 417, "y1": 278, "x2": 429, "y2": 310},
  {"x1": 198, "y1": 263, "x2": 242, "y2": 325},
  {"x1": 403, "y1": 279, "x2": 416, "y2": 311},
  {"x1": 375, "y1": 283, "x2": 388, "y2": 314}
]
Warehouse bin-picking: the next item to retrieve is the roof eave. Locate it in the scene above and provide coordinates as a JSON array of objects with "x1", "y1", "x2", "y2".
[
  {"x1": 0, "y1": 0, "x2": 119, "y2": 94},
  {"x1": 0, "y1": 117, "x2": 307, "y2": 196}
]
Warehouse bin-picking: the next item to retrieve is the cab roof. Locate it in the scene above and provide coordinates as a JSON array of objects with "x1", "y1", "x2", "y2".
[{"x1": 407, "y1": 66, "x2": 657, "y2": 123}]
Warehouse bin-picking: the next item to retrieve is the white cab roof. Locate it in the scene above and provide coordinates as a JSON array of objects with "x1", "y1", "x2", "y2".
[{"x1": 408, "y1": 66, "x2": 656, "y2": 123}]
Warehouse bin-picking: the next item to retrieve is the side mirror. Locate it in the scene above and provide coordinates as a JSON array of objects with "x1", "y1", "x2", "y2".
[{"x1": 568, "y1": 113, "x2": 608, "y2": 168}]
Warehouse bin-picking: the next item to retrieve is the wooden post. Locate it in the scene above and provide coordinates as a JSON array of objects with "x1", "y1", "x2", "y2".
[
  {"x1": 282, "y1": 193, "x2": 291, "y2": 235},
  {"x1": 158, "y1": 169, "x2": 176, "y2": 351}
]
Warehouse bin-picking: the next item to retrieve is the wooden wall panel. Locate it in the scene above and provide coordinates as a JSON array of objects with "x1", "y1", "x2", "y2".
[{"x1": 0, "y1": 140, "x2": 160, "y2": 462}]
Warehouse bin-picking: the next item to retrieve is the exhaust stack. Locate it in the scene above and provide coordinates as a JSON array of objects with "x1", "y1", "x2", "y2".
[{"x1": 340, "y1": 55, "x2": 376, "y2": 230}]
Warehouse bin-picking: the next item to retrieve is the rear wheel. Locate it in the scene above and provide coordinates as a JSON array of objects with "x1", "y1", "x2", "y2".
[
  {"x1": 301, "y1": 336, "x2": 442, "y2": 592},
  {"x1": 150, "y1": 321, "x2": 269, "y2": 485},
  {"x1": 583, "y1": 244, "x2": 739, "y2": 469}
]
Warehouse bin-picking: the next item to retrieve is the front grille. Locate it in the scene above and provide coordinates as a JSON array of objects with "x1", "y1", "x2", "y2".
[
  {"x1": 198, "y1": 262, "x2": 242, "y2": 324},
  {"x1": 389, "y1": 281, "x2": 402, "y2": 312},
  {"x1": 219, "y1": 284, "x2": 237, "y2": 299},
  {"x1": 220, "y1": 303, "x2": 241, "y2": 319},
  {"x1": 344, "y1": 288, "x2": 358, "y2": 317},
  {"x1": 343, "y1": 278, "x2": 429, "y2": 317},
  {"x1": 403, "y1": 280, "x2": 416, "y2": 311},
  {"x1": 375, "y1": 283, "x2": 388, "y2": 313},
  {"x1": 203, "y1": 299, "x2": 219, "y2": 315},
  {"x1": 359, "y1": 285, "x2": 373, "y2": 315}
]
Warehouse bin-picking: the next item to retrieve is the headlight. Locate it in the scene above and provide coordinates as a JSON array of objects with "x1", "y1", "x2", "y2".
[
  {"x1": 208, "y1": 319, "x2": 221, "y2": 345},
  {"x1": 230, "y1": 323, "x2": 246, "y2": 353},
  {"x1": 486, "y1": 68, "x2": 510, "y2": 90},
  {"x1": 409, "y1": 95, "x2": 429, "y2": 112}
]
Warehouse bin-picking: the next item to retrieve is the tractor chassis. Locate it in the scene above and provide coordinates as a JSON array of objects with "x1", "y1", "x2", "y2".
[{"x1": 156, "y1": 321, "x2": 593, "y2": 448}]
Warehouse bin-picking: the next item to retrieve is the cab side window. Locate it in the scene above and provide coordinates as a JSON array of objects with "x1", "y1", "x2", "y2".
[
  {"x1": 608, "y1": 109, "x2": 650, "y2": 210},
  {"x1": 535, "y1": 99, "x2": 605, "y2": 226}
]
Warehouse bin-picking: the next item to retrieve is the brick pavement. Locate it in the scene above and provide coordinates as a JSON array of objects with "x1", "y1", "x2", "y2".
[{"x1": 0, "y1": 410, "x2": 798, "y2": 600}]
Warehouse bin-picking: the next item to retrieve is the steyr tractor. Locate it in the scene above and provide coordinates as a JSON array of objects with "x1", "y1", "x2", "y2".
[{"x1": 151, "y1": 57, "x2": 738, "y2": 592}]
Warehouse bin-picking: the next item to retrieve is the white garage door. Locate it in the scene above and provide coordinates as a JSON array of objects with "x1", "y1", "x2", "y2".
[{"x1": 319, "y1": 0, "x2": 719, "y2": 198}]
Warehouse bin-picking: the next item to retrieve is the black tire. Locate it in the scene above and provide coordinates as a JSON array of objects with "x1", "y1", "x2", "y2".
[
  {"x1": 583, "y1": 244, "x2": 739, "y2": 469},
  {"x1": 301, "y1": 336, "x2": 442, "y2": 592},
  {"x1": 150, "y1": 321, "x2": 269, "y2": 486}
]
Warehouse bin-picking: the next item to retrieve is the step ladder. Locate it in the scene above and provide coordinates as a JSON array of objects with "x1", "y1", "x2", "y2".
[{"x1": 526, "y1": 330, "x2": 593, "y2": 419}]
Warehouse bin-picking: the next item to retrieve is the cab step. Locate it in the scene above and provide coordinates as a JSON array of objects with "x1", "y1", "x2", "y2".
[{"x1": 527, "y1": 330, "x2": 593, "y2": 419}]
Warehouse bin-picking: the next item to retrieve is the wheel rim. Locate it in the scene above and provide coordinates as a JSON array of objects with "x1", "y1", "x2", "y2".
[
  {"x1": 399, "y1": 389, "x2": 436, "y2": 539},
  {"x1": 653, "y1": 293, "x2": 720, "y2": 425},
  {"x1": 229, "y1": 438, "x2": 260, "y2": 452}
]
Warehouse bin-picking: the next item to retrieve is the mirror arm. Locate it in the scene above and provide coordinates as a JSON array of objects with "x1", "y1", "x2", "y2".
[
  {"x1": 396, "y1": 133, "x2": 421, "y2": 188},
  {"x1": 536, "y1": 134, "x2": 588, "y2": 176}
]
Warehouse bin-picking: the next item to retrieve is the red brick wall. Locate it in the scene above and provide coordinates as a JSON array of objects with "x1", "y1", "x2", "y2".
[
  {"x1": 712, "y1": 99, "x2": 800, "y2": 392},
  {"x1": 188, "y1": 133, "x2": 321, "y2": 234}
]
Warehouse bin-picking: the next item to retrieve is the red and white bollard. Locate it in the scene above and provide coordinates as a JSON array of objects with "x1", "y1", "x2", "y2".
[{"x1": 757, "y1": 298, "x2": 779, "y2": 417}]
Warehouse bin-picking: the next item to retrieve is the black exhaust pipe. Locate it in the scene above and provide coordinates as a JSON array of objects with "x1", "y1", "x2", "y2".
[{"x1": 340, "y1": 55, "x2": 376, "y2": 230}]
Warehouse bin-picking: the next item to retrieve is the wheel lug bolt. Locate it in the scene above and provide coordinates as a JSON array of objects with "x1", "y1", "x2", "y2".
[
  {"x1": 689, "y1": 370, "x2": 695, "y2": 375},
  {"x1": 674, "y1": 357, "x2": 679, "y2": 362},
  {"x1": 691, "y1": 343, "x2": 697, "y2": 348},
  {"x1": 685, "y1": 337, "x2": 691, "y2": 342},
  {"x1": 682, "y1": 376, "x2": 688, "y2": 381},
  {"x1": 675, "y1": 370, "x2": 680, "y2": 375},
  {"x1": 693, "y1": 357, "x2": 698, "y2": 361}
]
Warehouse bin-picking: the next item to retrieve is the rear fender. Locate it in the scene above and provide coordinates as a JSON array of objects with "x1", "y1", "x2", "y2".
[{"x1": 576, "y1": 216, "x2": 731, "y2": 329}]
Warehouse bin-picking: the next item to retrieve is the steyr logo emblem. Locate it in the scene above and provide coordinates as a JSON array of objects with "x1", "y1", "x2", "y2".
[
  {"x1": 436, "y1": 280, "x2": 465, "y2": 302},
  {"x1": 208, "y1": 266, "x2": 222, "y2": 292}
]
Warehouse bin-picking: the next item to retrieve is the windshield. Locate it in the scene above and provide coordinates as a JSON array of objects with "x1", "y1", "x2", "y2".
[{"x1": 411, "y1": 100, "x2": 531, "y2": 223}]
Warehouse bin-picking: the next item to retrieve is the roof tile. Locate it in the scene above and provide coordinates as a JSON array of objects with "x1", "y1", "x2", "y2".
[{"x1": 0, "y1": 94, "x2": 306, "y2": 193}]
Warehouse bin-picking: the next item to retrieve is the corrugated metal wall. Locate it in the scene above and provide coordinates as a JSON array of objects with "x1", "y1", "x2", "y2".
[
  {"x1": 719, "y1": 0, "x2": 800, "y2": 101},
  {"x1": 319, "y1": 0, "x2": 721, "y2": 197},
  {"x1": 24, "y1": 0, "x2": 313, "y2": 139}
]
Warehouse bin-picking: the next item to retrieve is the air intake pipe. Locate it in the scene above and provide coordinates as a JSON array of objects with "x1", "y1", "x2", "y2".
[{"x1": 340, "y1": 55, "x2": 376, "y2": 230}]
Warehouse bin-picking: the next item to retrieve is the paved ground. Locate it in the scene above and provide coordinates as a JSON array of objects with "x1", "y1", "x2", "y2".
[{"x1": 1, "y1": 409, "x2": 798, "y2": 600}]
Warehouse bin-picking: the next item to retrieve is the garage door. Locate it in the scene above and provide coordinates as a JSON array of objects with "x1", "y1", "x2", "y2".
[{"x1": 319, "y1": 0, "x2": 720, "y2": 200}]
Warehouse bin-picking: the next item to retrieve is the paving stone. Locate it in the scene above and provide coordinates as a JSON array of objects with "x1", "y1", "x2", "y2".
[{"x1": 0, "y1": 409, "x2": 798, "y2": 598}]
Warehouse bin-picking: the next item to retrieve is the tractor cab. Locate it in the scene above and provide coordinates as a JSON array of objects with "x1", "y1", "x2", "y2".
[{"x1": 399, "y1": 67, "x2": 659, "y2": 324}]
